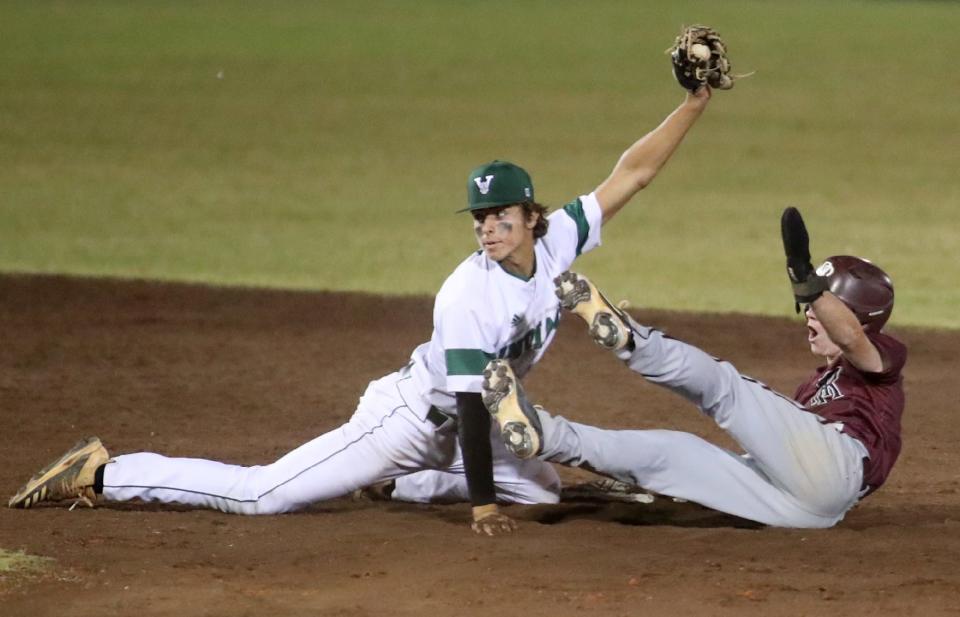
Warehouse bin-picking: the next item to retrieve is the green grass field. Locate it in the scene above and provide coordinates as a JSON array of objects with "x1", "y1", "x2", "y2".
[
  {"x1": 0, "y1": 548, "x2": 51, "y2": 575},
  {"x1": 2, "y1": 1, "x2": 957, "y2": 327}
]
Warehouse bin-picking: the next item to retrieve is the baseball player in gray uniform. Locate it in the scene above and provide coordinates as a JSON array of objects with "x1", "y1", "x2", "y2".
[
  {"x1": 9, "y1": 84, "x2": 715, "y2": 534},
  {"x1": 480, "y1": 207, "x2": 905, "y2": 528}
]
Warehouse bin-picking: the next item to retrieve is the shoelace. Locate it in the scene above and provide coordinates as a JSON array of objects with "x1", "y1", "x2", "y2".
[{"x1": 68, "y1": 492, "x2": 94, "y2": 511}]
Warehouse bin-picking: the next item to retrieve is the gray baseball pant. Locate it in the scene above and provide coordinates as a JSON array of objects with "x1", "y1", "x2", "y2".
[{"x1": 535, "y1": 318, "x2": 867, "y2": 528}]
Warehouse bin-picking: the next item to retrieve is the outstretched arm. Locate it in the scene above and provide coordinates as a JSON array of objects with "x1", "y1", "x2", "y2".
[
  {"x1": 456, "y1": 392, "x2": 518, "y2": 535},
  {"x1": 810, "y1": 293, "x2": 884, "y2": 373},
  {"x1": 595, "y1": 88, "x2": 710, "y2": 224},
  {"x1": 781, "y1": 207, "x2": 884, "y2": 373}
]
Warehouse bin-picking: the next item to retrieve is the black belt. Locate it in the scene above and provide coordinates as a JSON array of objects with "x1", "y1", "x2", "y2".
[
  {"x1": 860, "y1": 456, "x2": 871, "y2": 493},
  {"x1": 427, "y1": 406, "x2": 454, "y2": 428}
]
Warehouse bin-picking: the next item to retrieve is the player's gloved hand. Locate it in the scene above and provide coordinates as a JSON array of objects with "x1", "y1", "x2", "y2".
[
  {"x1": 668, "y1": 25, "x2": 736, "y2": 92},
  {"x1": 781, "y1": 207, "x2": 829, "y2": 313},
  {"x1": 471, "y1": 504, "x2": 518, "y2": 536}
]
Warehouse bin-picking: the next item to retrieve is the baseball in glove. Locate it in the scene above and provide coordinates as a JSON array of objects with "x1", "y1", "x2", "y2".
[{"x1": 668, "y1": 25, "x2": 736, "y2": 92}]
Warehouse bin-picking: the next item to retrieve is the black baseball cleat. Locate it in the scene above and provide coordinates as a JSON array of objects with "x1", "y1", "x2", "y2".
[
  {"x1": 561, "y1": 478, "x2": 656, "y2": 504},
  {"x1": 481, "y1": 359, "x2": 543, "y2": 460},
  {"x1": 554, "y1": 271, "x2": 634, "y2": 351}
]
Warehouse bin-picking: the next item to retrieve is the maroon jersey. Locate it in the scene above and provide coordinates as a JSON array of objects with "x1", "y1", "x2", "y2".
[{"x1": 793, "y1": 332, "x2": 907, "y2": 495}]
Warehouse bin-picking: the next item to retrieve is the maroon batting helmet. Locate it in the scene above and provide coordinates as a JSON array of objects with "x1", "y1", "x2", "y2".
[{"x1": 815, "y1": 255, "x2": 894, "y2": 332}]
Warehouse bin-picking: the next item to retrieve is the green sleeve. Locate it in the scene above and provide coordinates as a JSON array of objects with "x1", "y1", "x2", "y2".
[
  {"x1": 562, "y1": 198, "x2": 590, "y2": 256},
  {"x1": 445, "y1": 348, "x2": 495, "y2": 376}
]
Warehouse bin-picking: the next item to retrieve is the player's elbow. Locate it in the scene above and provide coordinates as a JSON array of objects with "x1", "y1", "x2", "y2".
[
  {"x1": 596, "y1": 167, "x2": 656, "y2": 220},
  {"x1": 610, "y1": 158, "x2": 656, "y2": 193},
  {"x1": 631, "y1": 167, "x2": 656, "y2": 191}
]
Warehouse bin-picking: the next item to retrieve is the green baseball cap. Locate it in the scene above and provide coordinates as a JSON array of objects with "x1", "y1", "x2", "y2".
[{"x1": 459, "y1": 160, "x2": 534, "y2": 212}]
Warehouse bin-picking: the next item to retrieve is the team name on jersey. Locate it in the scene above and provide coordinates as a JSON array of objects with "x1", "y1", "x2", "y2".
[
  {"x1": 809, "y1": 367, "x2": 844, "y2": 407},
  {"x1": 497, "y1": 308, "x2": 561, "y2": 360}
]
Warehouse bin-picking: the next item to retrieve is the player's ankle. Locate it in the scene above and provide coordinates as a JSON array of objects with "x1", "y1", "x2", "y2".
[{"x1": 93, "y1": 463, "x2": 106, "y2": 495}]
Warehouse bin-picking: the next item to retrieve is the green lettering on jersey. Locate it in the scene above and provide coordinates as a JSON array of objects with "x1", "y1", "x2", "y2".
[
  {"x1": 562, "y1": 198, "x2": 590, "y2": 256},
  {"x1": 545, "y1": 310, "x2": 560, "y2": 337},
  {"x1": 496, "y1": 308, "x2": 562, "y2": 360},
  {"x1": 503, "y1": 337, "x2": 525, "y2": 359},
  {"x1": 446, "y1": 348, "x2": 496, "y2": 376}
]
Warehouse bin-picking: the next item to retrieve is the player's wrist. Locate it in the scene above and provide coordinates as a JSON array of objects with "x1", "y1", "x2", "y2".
[
  {"x1": 684, "y1": 87, "x2": 710, "y2": 107},
  {"x1": 472, "y1": 503, "x2": 499, "y2": 521},
  {"x1": 682, "y1": 93, "x2": 710, "y2": 115}
]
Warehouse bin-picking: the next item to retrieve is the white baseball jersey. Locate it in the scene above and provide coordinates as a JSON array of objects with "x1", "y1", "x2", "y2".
[{"x1": 409, "y1": 192, "x2": 603, "y2": 414}]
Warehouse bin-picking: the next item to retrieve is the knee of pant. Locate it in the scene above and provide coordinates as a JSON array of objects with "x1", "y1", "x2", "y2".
[
  {"x1": 250, "y1": 501, "x2": 281, "y2": 515},
  {"x1": 245, "y1": 492, "x2": 301, "y2": 515},
  {"x1": 699, "y1": 362, "x2": 741, "y2": 419}
]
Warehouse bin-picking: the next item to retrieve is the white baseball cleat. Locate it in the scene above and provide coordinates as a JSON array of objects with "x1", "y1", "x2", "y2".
[
  {"x1": 8, "y1": 437, "x2": 109, "y2": 509},
  {"x1": 481, "y1": 359, "x2": 543, "y2": 460},
  {"x1": 554, "y1": 271, "x2": 633, "y2": 351}
]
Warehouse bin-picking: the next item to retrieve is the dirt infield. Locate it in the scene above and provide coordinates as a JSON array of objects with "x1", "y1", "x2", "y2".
[{"x1": 2, "y1": 274, "x2": 958, "y2": 616}]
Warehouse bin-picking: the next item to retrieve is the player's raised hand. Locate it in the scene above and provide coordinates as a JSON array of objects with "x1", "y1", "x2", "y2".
[
  {"x1": 471, "y1": 508, "x2": 518, "y2": 536},
  {"x1": 781, "y1": 207, "x2": 828, "y2": 312},
  {"x1": 668, "y1": 25, "x2": 736, "y2": 92}
]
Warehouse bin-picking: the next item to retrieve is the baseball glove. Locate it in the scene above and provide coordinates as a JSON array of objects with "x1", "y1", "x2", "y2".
[
  {"x1": 781, "y1": 207, "x2": 829, "y2": 312},
  {"x1": 668, "y1": 25, "x2": 735, "y2": 92}
]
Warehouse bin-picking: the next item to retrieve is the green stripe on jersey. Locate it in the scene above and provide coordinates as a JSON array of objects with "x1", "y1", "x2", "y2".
[
  {"x1": 445, "y1": 349, "x2": 496, "y2": 376},
  {"x1": 562, "y1": 198, "x2": 590, "y2": 256}
]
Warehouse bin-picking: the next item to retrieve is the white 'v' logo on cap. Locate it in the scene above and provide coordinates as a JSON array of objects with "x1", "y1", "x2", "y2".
[{"x1": 474, "y1": 175, "x2": 494, "y2": 195}]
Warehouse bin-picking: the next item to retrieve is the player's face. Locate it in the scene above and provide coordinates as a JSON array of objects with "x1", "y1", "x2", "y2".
[
  {"x1": 804, "y1": 305, "x2": 843, "y2": 360},
  {"x1": 471, "y1": 205, "x2": 537, "y2": 263}
]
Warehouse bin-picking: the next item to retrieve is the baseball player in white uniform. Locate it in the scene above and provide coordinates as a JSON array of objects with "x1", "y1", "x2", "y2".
[{"x1": 9, "y1": 85, "x2": 714, "y2": 535}]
